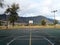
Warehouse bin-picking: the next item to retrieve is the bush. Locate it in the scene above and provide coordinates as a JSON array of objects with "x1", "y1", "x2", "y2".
[
  {"x1": 54, "y1": 20, "x2": 58, "y2": 25},
  {"x1": 41, "y1": 19, "x2": 46, "y2": 26},
  {"x1": 0, "y1": 21, "x2": 2, "y2": 26}
]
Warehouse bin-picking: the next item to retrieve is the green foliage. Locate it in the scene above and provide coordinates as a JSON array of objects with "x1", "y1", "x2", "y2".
[
  {"x1": 5, "y1": 3, "x2": 19, "y2": 26},
  {"x1": 0, "y1": 0, "x2": 4, "y2": 7},
  {"x1": 5, "y1": 3, "x2": 19, "y2": 13},
  {"x1": 41, "y1": 19, "x2": 46, "y2": 25},
  {"x1": 0, "y1": 21, "x2": 2, "y2": 26},
  {"x1": 48, "y1": 24, "x2": 54, "y2": 26},
  {"x1": 54, "y1": 20, "x2": 58, "y2": 25}
]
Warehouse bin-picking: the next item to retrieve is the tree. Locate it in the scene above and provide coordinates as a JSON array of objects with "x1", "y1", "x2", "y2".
[
  {"x1": 41, "y1": 19, "x2": 46, "y2": 25},
  {"x1": 0, "y1": 21, "x2": 2, "y2": 26},
  {"x1": 5, "y1": 3, "x2": 19, "y2": 26},
  {"x1": 0, "y1": 0, "x2": 4, "y2": 7},
  {"x1": 54, "y1": 20, "x2": 58, "y2": 25},
  {"x1": 0, "y1": 0, "x2": 4, "y2": 26}
]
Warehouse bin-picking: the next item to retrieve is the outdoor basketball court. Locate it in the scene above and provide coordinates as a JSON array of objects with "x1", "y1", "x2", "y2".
[{"x1": 0, "y1": 28, "x2": 60, "y2": 45}]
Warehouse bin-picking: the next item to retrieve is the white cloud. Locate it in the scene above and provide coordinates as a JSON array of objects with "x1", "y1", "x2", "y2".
[
  {"x1": 42, "y1": 0, "x2": 52, "y2": 6},
  {"x1": 55, "y1": 16, "x2": 60, "y2": 20},
  {"x1": 0, "y1": 0, "x2": 60, "y2": 20},
  {"x1": 19, "y1": 0, "x2": 53, "y2": 17}
]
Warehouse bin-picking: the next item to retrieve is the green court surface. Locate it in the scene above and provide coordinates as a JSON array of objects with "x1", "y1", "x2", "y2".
[{"x1": 0, "y1": 28, "x2": 60, "y2": 45}]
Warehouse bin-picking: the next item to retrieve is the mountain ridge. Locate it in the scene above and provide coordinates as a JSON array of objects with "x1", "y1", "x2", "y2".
[{"x1": 0, "y1": 14, "x2": 54, "y2": 24}]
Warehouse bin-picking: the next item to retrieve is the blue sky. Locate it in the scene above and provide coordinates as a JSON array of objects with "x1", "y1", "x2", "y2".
[{"x1": 0, "y1": 0, "x2": 60, "y2": 20}]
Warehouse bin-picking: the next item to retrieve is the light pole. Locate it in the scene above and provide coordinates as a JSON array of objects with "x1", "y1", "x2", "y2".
[{"x1": 51, "y1": 10, "x2": 57, "y2": 28}]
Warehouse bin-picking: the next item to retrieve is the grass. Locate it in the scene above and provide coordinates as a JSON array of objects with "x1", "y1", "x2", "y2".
[{"x1": 0, "y1": 25, "x2": 60, "y2": 30}]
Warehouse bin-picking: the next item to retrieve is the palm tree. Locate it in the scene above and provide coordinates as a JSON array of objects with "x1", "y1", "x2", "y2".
[
  {"x1": 0, "y1": 0, "x2": 4, "y2": 7},
  {"x1": 0, "y1": 0, "x2": 4, "y2": 26},
  {"x1": 5, "y1": 3, "x2": 19, "y2": 26}
]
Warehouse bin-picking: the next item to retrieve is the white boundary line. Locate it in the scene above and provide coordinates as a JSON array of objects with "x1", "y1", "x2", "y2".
[
  {"x1": 0, "y1": 35, "x2": 14, "y2": 41},
  {"x1": 7, "y1": 35, "x2": 46, "y2": 45},
  {"x1": 7, "y1": 36, "x2": 55, "y2": 45},
  {"x1": 6, "y1": 35, "x2": 28, "y2": 45},
  {"x1": 29, "y1": 30, "x2": 31, "y2": 45},
  {"x1": 44, "y1": 37, "x2": 54, "y2": 45},
  {"x1": 7, "y1": 38, "x2": 16, "y2": 45}
]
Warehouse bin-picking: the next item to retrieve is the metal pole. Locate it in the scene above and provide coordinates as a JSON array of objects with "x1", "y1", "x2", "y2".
[
  {"x1": 52, "y1": 10, "x2": 57, "y2": 28},
  {"x1": 54, "y1": 11, "x2": 55, "y2": 28}
]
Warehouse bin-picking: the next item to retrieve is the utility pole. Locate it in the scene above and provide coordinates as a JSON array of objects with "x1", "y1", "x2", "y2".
[{"x1": 51, "y1": 10, "x2": 57, "y2": 28}]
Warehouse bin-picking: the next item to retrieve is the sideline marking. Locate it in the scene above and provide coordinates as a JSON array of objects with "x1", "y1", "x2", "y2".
[
  {"x1": 7, "y1": 38, "x2": 16, "y2": 45},
  {"x1": 44, "y1": 37, "x2": 54, "y2": 45}
]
